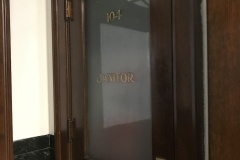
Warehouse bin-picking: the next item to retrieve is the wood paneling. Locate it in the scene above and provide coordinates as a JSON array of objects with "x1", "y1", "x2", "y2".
[
  {"x1": 150, "y1": 0, "x2": 174, "y2": 159},
  {"x1": 173, "y1": 0, "x2": 205, "y2": 159},
  {"x1": 52, "y1": 0, "x2": 69, "y2": 159},
  {"x1": 208, "y1": 0, "x2": 240, "y2": 159},
  {"x1": 0, "y1": 0, "x2": 13, "y2": 159},
  {"x1": 69, "y1": 0, "x2": 85, "y2": 159},
  {"x1": 52, "y1": 0, "x2": 86, "y2": 159}
]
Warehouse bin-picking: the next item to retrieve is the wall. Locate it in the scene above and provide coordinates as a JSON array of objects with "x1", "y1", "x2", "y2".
[{"x1": 10, "y1": 0, "x2": 54, "y2": 141}]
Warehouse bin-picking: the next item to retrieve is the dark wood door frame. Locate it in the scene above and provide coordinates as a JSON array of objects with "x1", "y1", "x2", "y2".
[
  {"x1": 51, "y1": 0, "x2": 206, "y2": 159},
  {"x1": 208, "y1": 0, "x2": 240, "y2": 159},
  {"x1": 151, "y1": 0, "x2": 174, "y2": 159},
  {"x1": 172, "y1": 0, "x2": 205, "y2": 159},
  {"x1": 0, "y1": 0, "x2": 13, "y2": 159},
  {"x1": 0, "y1": 0, "x2": 205, "y2": 159}
]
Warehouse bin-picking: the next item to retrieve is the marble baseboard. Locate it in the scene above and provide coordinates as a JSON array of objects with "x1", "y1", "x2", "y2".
[{"x1": 14, "y1": 135, "x2": 55, "y2": 160}]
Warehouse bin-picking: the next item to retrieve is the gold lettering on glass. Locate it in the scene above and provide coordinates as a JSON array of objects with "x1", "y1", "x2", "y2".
[
  {"x1": 107, "y1": 10, "x2": 122, "y2": 22},
  {"x1": 97, "y1": 72, "x2": 136, "y2": 83},
  {"x1": 120, "y1": 73, "x2": 127, "y2": 82},
  {"x1": 127, "y1": 72, "x2": 135, "y2": 82}
]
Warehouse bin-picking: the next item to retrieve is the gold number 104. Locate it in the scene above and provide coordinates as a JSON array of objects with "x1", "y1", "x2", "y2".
[{"x1": 107, "y1": 10, "x2": 122, "y2": 22}]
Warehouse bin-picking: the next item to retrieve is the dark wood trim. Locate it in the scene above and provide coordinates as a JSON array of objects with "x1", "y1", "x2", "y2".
[
  {"x1": 52, "y1": 0, "x2": 87, "y2": 159},
  {"x1": 173, "y1": 0, "x2": 205, "y2": 159},
  {"x1": 150, "y1": 0, "x2": 175, "y2": 159},
  {"x1": 69, "y1": 0, "x2": 86, "y2": 159},
  {"x1": 194, "y1": 0, "x2": 206, "y2": 158},
  {"x1": 52, "y1": 0, "x2": 69, "y2": 159},
  {"x1": 0, "y1": 0, "x2": 13, "y2": 160},
  {"x1": 208, "y1": 0, "x2": 240, "y2": 159}
]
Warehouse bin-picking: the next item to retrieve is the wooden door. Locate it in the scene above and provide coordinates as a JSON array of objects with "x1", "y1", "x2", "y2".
[
  {"x1": 84, "y1": 0, "x2": 173, "y2": 160},
  {"x1": 52, "y1": 0, "x2": 175, "y2": 159},
  {"x1": 51, "y1": 0, "x2": 205, "y2": 160},
  {"x1": 0, "y1": 0, "x2": 205, "y2": 159}
]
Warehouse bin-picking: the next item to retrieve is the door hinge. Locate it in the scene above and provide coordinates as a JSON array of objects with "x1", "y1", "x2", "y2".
[
  {"x1": 67, "y1": 118, "x2": 75, "y2": 142},
  {"x1": 65, "y1": 0, "x2": 73, "y2": 20}
]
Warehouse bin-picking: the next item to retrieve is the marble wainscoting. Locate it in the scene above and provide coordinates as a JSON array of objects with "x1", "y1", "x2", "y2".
[{"x1": 14, "y1": 135, "x2": 55, "y2": 160}]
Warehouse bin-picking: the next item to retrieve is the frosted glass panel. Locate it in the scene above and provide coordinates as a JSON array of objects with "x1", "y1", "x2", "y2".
[
  {"x1": 86, "y1": 0, "x2": 151, "y2": 159},
  {"x1": 100, "y1": 24, "x2": 151, "y2": 128}
]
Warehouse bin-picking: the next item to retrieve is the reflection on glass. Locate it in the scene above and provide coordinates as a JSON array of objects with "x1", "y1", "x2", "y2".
[
  {"x1": 100, "y1": 24, "x2": 150, "y2": 128},
  {"x1": 86, "y1": 0, "x2": 151, "y2": 159}
]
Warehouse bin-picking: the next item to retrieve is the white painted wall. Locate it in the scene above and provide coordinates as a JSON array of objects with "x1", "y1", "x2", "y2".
[{"x1": 10, "y1": 0, "x2": 54, "y2": 141}]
